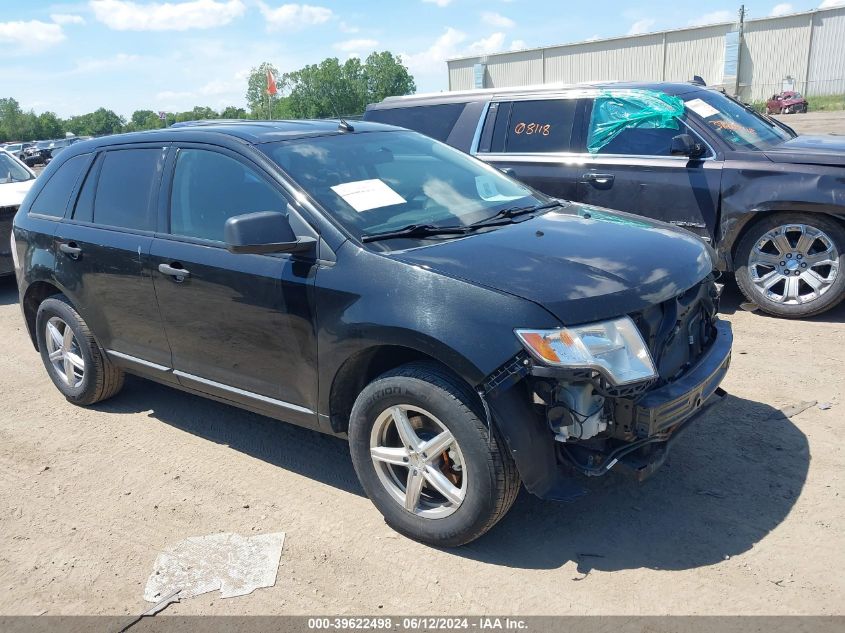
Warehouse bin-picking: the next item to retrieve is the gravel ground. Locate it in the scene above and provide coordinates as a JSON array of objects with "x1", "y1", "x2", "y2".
[{"x1": 2, "y1": 111, "x2": 844, "y2": 617}]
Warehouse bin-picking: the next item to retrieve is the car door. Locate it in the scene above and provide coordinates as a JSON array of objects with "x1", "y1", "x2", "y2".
[
  {"x1": 574, "y1": 95, "x2": 723, "y2": 243},
  {"x1": 474, "y1": 98, "x2": 583, "y2": 201},
  {"x1": 53, "y1": 145, "x2": 174, "y2": 371},
  {"x1": 148, "y1": 144, "x2": 320, "y2": 428}
]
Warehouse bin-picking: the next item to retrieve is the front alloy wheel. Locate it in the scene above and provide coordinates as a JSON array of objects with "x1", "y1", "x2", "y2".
[
  {"x1": 369, "y1": 405, "x2": 467, "y2": 518},
  {"x1": 348, "y1": 362, "x2": 520, "y2": 546},
  {"x1": 737, "y1": 214, "x2": 845, "y2": 318}
]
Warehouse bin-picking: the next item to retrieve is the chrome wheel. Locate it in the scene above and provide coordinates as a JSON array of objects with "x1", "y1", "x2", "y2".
[
  {"x1": 44, "y1": 317, "x2": 85, "y2": 388},
  {"x1": 748, "y1": 223, "x2": 840, "y2": 305},
  {"x1": 369, "y1": 405, "x2": 467, "y2": 519}
]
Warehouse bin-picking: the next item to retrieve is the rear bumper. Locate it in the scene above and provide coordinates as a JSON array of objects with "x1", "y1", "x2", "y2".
[{"x1": 487, "y1": 319, "x2": 732, "y2": 501}]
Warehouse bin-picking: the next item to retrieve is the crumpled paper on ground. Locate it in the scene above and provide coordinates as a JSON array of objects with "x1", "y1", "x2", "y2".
[{"x1": 144, "y1": 532, "x2": 285, "y2": 602}]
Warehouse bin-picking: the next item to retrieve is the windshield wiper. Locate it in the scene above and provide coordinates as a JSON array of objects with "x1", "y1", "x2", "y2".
[
  {"x1": 469, "y1": 200, "x2": 565, "y2": 227},
  {"x1": 361, "y1": 223, "x2": 470, "y2": 243}
]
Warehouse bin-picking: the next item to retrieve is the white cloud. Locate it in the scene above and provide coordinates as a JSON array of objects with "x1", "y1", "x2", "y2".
[
  {"x1": 422, "y1": 0, "x2": 453, "y2": 6},
  {"x1": 509, "y1": 39, "x2": 527, "y2": 51},
  {"x1": 0, "y1": 20, "x2": 65, "y2": 53},
  {"x1": 402, "y1": 27, "x2": 514, "y2": 85},
  {"x1": 627, "y1": 18, "x2": 655, "y2": 35},
  {"x1": 51, "y1": 14, "x2": 86, "y2": 25},
  {"x1": 90, "y1": 0, "x2": 246, "y2": 31},
  {"x1": 482, "y1": 11, "x2": 515, "y2": 28},
  {"x1": 688, "y1": 10, "x2": 735, "y2": 26},
  {"x1": 467, "y1": 32, "x2": 506, "y2": 55},
  {"x1": 334, "y1": 38, "x2": 378, "y2": 52},
  {"x1": 819, "y1": 0, "x2": 845, "y2": 7},
  {"x1": 339, "y1": 21, "x2": 359, "y2": 33},
  {"x1": 770, "y1": 3, "x2": 793, "y2": 15},
  {"x1": 258, "y1": 2, "x2": 333, "y2": 30}
]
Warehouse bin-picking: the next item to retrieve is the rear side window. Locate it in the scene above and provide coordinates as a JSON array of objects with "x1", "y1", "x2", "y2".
[
  {"x1": 29, "y1": 154, "x2": 88, "y2": 217},
  {"x1": 483, "y1": 99, "x2": 577, "y2": 153},
  {"x1": 170, "y1": 149, "x2": 287, "y2": 242},
  {"x1": 365, "y1": 103, "x2": 466, "y2": 142},
  {"x1": 93, "y1": 149, "x2": 160, "y2": 231}
]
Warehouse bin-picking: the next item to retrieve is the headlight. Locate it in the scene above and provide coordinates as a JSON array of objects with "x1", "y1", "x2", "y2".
[{"x1": 515, "y1": 316, "x2": 657, "y2": 386}]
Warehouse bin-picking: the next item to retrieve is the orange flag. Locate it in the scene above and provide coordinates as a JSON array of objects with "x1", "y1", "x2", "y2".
[{"x1": 266, "y1": 70, "x2": 278, "y2": 96}]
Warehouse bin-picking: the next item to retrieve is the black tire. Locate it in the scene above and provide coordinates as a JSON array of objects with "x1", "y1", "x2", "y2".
[
  {"x1": 735, "y1": 213, "x2": 845, "y2": 318},
  {"x1": 35, "y1": 295, "x2": 124, "y2": 405},
  {"x1": 348, "y1": 362, "x2": 520, "y2": 547}
]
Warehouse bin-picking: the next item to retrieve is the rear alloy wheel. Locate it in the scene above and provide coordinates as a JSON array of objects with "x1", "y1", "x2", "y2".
[
  {"x1": 736, "y1": 214, "x2": 845, "y2": 318},
  {"x1": 36, "y1": 295, "x2": 125, "y2": 405},
  {"x1": 348, "y1": 363, "x2": 520, "y2": 546}
]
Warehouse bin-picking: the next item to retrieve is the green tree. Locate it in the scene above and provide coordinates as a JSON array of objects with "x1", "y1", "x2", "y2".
[
  {"x1": 125, "y1": 109, "x2": 162, "y2": 131},
  {"x1": 220, "y1": 106, "x2": 248, "y2": 119},
  {"x1": 0, "y1": 98, "x2": 25, "y2": 141},
  {"x1": 35, "y1": 112, "x2": 65, "y2": 139},
  {"x1": 284, "y1": 57, "x2": 365, "y2": 118},
  {"x1": 363, "y1": 52, "x2": 415, "y2": 103},
  {"x1": 246, "y1": 62, "x2": 281, "y2": 118}
]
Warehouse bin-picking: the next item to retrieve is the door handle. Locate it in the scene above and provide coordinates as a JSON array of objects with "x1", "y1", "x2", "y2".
[
  {"x1": 158, "y1": 262, "x2": 191, "y2": 282},
  {"x1": 583, "y1": 173, "x2": 615, "y2": 185},
  {"x1": 58, "y1": 242, "x2": 82, "y2": 258}
]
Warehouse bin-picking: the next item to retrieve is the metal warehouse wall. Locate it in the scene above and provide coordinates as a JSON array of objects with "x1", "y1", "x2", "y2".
[{"x1": 447, "y1": 6, "x2": 845, "y2": 101}]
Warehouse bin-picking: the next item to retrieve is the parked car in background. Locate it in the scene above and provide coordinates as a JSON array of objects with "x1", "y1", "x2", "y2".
[
  {"x1": 2, "y1": 142, "x2": 35, "y2": 163},
  {"x1": 43, "y1": 136, "x2": 86, "y2": 160},
  {"x1": 1, "y1": 149, "x2": 37, "y2": 276},
  {"x1": 365, "y1": 82, "x2": 845, "y2": 318},
  {"x1": 766, "y1": 91, "x2": 808, "y2": 114},
  {"x1": 12, "y1": 120, "x2": 731, "y2": 545},
  {"x1": 24, "y1": 141, "x2": 53, "y2": 167}
]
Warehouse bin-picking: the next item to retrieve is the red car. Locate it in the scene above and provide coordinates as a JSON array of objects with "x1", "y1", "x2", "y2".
[{"x1": 766, "y1": 91, "x2": 808, "y2": 114}]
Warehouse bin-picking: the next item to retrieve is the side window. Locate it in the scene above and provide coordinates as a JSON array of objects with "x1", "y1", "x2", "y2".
[
  {"x1": 29, "y1": 154, "x2": 89, "y2": 217},
  {"x1": 365, "y1": 104, "x2": 466, "y2": 142},
  {"x1": 72, "y1": 154, "x2": 103, "y2": 224},
  {"x1": 93, "y1": 149, "x2": 160, "y2": 231},
  {"x1": 595, "y1": 126, "x2": 682, "y2": 156},
  {"x1": 170, "y1": 149, "x2": 287, "y2": 242},
  {"x1": 508, "y1": 100, "x2": 577, "y2": 153}
]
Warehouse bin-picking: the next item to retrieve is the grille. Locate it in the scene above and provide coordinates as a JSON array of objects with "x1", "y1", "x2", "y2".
[{"x1": 631, "y1": 277, "x2": 719, "y2": 386}]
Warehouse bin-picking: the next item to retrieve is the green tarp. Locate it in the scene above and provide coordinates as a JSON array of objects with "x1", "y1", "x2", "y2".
[{"x1": 587, "y1": 90, "x2": 686, "y2": 153}]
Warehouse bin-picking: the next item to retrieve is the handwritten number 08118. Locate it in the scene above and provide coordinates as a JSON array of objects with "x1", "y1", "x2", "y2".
[{"x1": 514, "y1": 122, "x2": 551, "y2": 136}]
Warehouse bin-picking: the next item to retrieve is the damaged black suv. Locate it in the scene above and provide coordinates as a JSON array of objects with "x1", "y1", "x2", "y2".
[{"x1": 13, "y1": 120, "x2": 732, "y2": 545}]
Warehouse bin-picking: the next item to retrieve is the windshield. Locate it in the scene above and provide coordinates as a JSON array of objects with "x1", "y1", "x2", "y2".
[
  {"x1": 262, "y1": 130, "x2": 543, "y2": 244},
  {"x1": 0, "y1": 152, "x2": 33, "y2": 183},
  {"x1": 683, "y1": 90, "x2": 792, "y2": 150}
]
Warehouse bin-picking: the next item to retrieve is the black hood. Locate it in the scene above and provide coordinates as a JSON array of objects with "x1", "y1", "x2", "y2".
[
  {"x1": 764, "y1": 135, "x2": 845, "y2": 167},
  {"x1": 390, "y1": 205, "x2": 714, "y2": 325}
]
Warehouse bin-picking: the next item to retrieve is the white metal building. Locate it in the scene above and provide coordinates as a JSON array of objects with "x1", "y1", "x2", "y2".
[{"x1": 447, "y1": 5, "x2": 845, "y2": 102}]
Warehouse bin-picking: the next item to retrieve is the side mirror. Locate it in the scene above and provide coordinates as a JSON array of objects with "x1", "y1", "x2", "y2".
[
  {"x1": 224, "y1": 210, "x2": 316, "y2": 255},
  {"x1": 670, "y1": 134, "x2": 705, "y2": 159}
]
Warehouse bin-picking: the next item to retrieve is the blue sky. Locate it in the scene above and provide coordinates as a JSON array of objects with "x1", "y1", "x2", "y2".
[{"x1": 0, "y1": 0, "x2": 840, "y2": 117}]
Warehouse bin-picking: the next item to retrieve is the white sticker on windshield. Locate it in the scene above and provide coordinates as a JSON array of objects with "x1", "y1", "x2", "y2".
[
  {"x1": 685, "y1": 98, "x2": 720, "y2": 119},
  {"x1": 330, "y1": 179, "x2": 406, "y2": 212},
  {"x1": 475, "y1": 175, "x2": 524, "y2": 202}
]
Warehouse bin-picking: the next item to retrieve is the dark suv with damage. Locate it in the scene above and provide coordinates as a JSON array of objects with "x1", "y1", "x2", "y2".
[
  {"x1": 12, "y1": 120, "x2": 731, "y2": 545},
  {"x1": 366, "y1": 82, "x2": 845, "y2": 318}
]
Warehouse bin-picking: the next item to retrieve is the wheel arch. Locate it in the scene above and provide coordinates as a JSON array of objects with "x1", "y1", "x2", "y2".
[
  {"x1": 21, "y1": 280, "x2": 64, "y2": 349},
  {"x1": 326, "y1": 344, "x2": 483, "y2": 434}
]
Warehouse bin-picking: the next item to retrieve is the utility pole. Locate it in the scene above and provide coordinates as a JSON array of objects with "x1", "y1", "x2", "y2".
[{"x1": 734, "y1": 4, "x2": 746, "y2": 97}]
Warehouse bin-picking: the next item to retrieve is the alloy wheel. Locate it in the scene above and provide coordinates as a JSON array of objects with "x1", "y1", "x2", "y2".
[
  {"x1": 748, "y1": 223, "x2": 840, "y2": 306},
  {"x1": 369, "y1": 405, "x2": 467, "y2": 519},
  {"x1": 44, "y1": 317, "x2": 85, "y2": 388}
]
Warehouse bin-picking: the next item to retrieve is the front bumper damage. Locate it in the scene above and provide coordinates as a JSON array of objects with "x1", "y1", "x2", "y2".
[{"x1": 482, "y1": 320, "x2": 733, "y2": 501}]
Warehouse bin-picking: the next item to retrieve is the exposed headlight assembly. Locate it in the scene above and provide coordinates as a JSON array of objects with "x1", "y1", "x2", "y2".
[{"x1": 515, "y1": 316, "x2": 657, "y2": 386}]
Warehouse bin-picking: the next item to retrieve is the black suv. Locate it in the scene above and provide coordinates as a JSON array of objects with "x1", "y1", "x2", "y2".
[
  {"x1": 365, "y1": 82, "x2": 845, "y2": 318},
  {"x1": 13, "y1": 120, "x2": 731, "y2": 545}
]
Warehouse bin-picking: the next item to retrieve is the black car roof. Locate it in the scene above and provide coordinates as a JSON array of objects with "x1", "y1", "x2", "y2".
[
  {"x1": 67, "y1": 119, "x2": 398, "y2": 152},
  {"x1": 366, "y1": 81, "x2": 707, "y2": 110}
]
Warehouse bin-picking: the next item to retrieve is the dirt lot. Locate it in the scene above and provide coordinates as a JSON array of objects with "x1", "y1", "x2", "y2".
[
  {"x1": 773, "y1": 109, "x2": 845, "y2": 135},
  {"x1": 2, "y1": 112, "x2": 844, "y2": 618}
]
